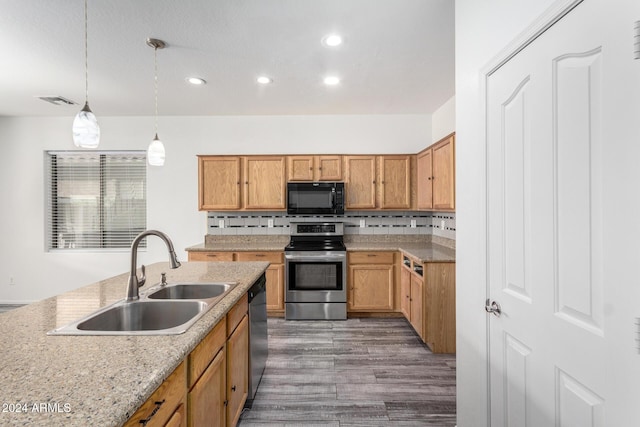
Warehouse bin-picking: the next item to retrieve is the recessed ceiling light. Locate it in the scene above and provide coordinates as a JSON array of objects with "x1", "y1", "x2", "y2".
[
  {"x1": 323, "y1": 76, "x2": 341, "y2": 86},
  {"x1": 186, "y1": 77, "x2": 206, "y2": 85},
  {"x1": 322, "y1": 34, "x2": 343, "y2": 47},
  {"x1": 257, "y1": 76, "x2": 273, "y2": 84}
]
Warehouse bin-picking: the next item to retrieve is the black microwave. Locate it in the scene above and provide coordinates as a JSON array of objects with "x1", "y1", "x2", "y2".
[{"x1": 287, "y1": 182, "x2": 345, "y2": 215}]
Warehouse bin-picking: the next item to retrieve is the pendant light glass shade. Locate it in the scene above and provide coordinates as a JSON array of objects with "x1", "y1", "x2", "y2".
[
  {"x1": 72, "y1": 102, "x2": 100, "y2": 148},
  {"x1": 73, "y1": 0, "x2": 99, "y2": 149},
  {"x1": 147, "y1": 134, "x2": 166, "y2": 166}
]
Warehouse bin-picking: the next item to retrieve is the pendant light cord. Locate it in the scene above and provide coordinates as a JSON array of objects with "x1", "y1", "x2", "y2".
[
  {"x1": 154, "y1": 45, "x2": 159, "y2": 136},
  {"x1": 84, "y1": 0, "x2": 89, "y2": 104}
]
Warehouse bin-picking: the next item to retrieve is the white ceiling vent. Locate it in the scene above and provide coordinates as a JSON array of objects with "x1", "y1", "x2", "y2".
[{"x1": 38, "y1": 96, "x2": 77, "y2": 106}]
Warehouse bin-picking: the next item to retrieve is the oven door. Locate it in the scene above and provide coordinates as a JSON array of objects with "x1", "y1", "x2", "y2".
[{"x1": 285, "y1": 251, "x2": 346, "y2": 303}]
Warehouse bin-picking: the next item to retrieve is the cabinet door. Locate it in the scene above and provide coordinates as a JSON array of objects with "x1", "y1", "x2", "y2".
[
  {"x1": 379, "y1": 155, "x2": 411, "y2": 209},
  {"x1": 416, "y1": 149, "x2": 433, "y2": 210},
  {"x1": 244, "y1": 157, "x2": 286, "y2": 209},
  {"x1": 316, "y1": 156, "x2": 342, "y2": 181},
  {"x1": 199, "y1": 157, "x2": 241, "y2": 210},
  {"x1": 188, "y1": 349, "x2": 225, "y2": 427},
  {"x1": 400, "y1": 267, "x2": 411, "y2": 319},
  {"x1": 165, "y1": 403, "x2": 186, "y2": 427},
  {"x1": 265, "y1": 264, "x2": 284, "y2": 311},
  {"x1": 288, "y1": 156, "x2": 314, "y2": 181},
  {"x1": 348, "y1": 264, "x2": 394, "y2": 311},
  {"x1": 226, "y1": 315, "x2": 249, "y2": 427},
  {"x1": 432, "y1": 135, "x2": 455, "y2": 210},
  {"x1": 345, "y1": 156, "x2": 377, "y2": 209},
  {"x1": 425, "y1": 263, "x2": 456, "y2": 353},
  {"x1": 410, "y1": 274, "x2": 424, "y2": 339}
]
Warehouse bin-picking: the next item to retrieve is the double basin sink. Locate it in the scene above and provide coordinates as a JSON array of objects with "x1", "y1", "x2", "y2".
[{"x1": 48, "y1": 282, "x2": 238, "y2": 336}]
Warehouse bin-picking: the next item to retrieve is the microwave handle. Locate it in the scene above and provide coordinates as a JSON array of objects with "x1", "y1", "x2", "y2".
[{"x1": 331, "y1": 190, "x2": 337, "y2": 209}]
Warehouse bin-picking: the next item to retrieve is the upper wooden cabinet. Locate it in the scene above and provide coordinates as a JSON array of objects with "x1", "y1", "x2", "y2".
[
  {"x1": 288, "y1": 155, "x2": 342, "y2": 181},
  {"x1": 199, "y1": 156, "x2": 242, "y2": 210},
  {"x1": 345, "y1": 155, "x2": 411, "y2": 210},
  {"x1": 198, "y1": 155, "x2": 286, "y2": 211},
  {"x1": 379, "y1": 155, "x2": 411, "y2": 209},
  {"x1": 345, "y1": 156, "x2": 377, "y2": 209},
  {"x1": 417, "y1": 133, "x2": 455, "y2": 211},
  {"x1": 244, "y1": 156, "x2": 286, "y2": 209}
]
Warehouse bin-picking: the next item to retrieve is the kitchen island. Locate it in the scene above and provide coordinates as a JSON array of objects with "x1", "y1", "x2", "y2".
[{"x1": 0, "y1": 261, "x2": 268, "y2": 427}]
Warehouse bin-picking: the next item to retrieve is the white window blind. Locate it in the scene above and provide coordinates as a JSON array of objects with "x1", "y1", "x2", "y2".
[{"x1": 46, "y1": 151, "x2": 146, "y2": 250}]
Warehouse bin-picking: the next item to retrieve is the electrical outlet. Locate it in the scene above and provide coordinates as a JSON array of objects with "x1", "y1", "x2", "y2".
[
  {"x1": 9, "y1": 277, "x2": 15, "y2": 286},
  {"x1": 268, "y1": 219, "x2": 274, "y2": 228},
  {"x1": 218, "y1": 219, "x2": 225, "y2": 228},
  {"x1": 441, "y1": 219, "x2": 446, "y2": 230},
  {"x1": 410, "y1": 219, "x2": 417, "y2": 228},
  {"x1": 359, "y1": 219, "x2": 366, "y2": 228}
]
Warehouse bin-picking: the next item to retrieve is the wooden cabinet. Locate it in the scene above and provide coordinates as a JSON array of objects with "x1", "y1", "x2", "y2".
[
  {"x1": 424, "y1": 262, "x2": 456, "y2": 353},
  {"x1": 345, "y1": 155, "x2": 412, "y2": 210},
  {"x1": 244, "y1": 156, "x2": 286, "y2": 209},
  {"x1": 198, "y1": 156, "x2": 286, "y2": 210},
  {"x1": 190, "y1": 251, "x2": 285, "y2": 315},
  {"x1": 345, "y1": 156, "x2": 377, "y2": 209},
  {"x1": 188, "y1": 318, "x2": 226, "y2": 427},
  {"x1": 347, "y1": 252, "x2": 395, "y2": 312},
  {"x1": 379, "y1": 155, "x2": 411, "y2": 209},
  {"x1": 288, "y1": 155, "x2": 342, "y2": 181},
  {"x1": 417, "y1": 133, "x2": 455, "y2": 211},
  {"x1": 125, "y1": 361, "x2": 187, "y2": 427},
  {"x1": 199, "y1": 156, "x2": 242, "y2": 211},
  {"x1": 399, "y1": 253, "x2": 455, "y2": 353},
  {"x1": 226, "y1": 315, "x2": 248, "y2": 427}
]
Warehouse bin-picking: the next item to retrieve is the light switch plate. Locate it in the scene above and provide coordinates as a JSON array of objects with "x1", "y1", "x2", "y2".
[
  {"x1": 410, "y1": 219, "x2": 417, "y2": 228},
  {"x1": 218, "y1": 219, "x2": 225, "y2": 228},
  {"x1": 359, "y1": 219, "x2": 366, "y2": 228},
  {"x1": 268, "y1": 219, "x2": 274, "y2": 228},
  {"x1": 441, "y1": 219, "x2": 446, "y2": 230}
]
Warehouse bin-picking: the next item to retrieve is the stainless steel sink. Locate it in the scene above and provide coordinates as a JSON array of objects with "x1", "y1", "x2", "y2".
[
  {"x1": 48, "y1": 282, "x2": 238, "y2": 336},
  {"x1": 147, "y1": 282, "x2": 234, "y2": 300}
]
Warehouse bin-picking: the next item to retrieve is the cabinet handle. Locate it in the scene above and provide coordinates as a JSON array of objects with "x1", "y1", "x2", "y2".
[
  {"x1": 255, "y1": 254, "x2": 265, "y2": 257},
  {"x1": 245, "y1": 181, "x2": 249, "y2": 185},
  {"x1": 427, "y1": 177, "x2": 432, "y2": 181},
  {"x1": 367, "y1": 254, "x2": 377, "y2": 257},
  {"x1": 231, "y1": 385, "x2": 237, "y2": 392},
  {"x1": 139, "y1": 399, "x2": 165, "y2": 426},
  {"x1": 318, "y1": 167, "x2": 322, "y2": 170},
  {"x1": 372, "y1": 180, "x2": 376, "y2": 184},
  {"x1": 207, "y1": 254, "x2": 218, "y2": 258}
]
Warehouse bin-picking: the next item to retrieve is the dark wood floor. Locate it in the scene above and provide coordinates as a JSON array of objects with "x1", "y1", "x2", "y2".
[{"x1": 239, "y1": 317, "x2": 456, "y2": 426}]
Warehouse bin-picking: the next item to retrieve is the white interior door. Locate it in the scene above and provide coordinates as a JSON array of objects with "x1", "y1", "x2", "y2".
[{"x1": 486, "y1": 0, "x2": 640, "y2": 425}]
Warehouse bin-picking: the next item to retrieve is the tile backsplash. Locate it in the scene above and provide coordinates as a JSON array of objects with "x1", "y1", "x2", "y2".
[{"x1": 207, "y1": 211, "x2": 456, "y2": 240}]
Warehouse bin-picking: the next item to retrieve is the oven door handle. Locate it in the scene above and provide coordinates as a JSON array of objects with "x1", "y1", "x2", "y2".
[{"x1": 285, "y1": 253, "x2": 346, "y2": 261}]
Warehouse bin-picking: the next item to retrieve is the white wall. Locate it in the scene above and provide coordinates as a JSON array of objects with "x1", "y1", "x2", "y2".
[
  {"x1": 0, "y1": 114, "x2": 430, "y2": 303},
  {"x1": 455, "y1": 1, "x2": 556, "y2": 425},
  {"x1": 431, "y1": 95, "x2": 455, "y2": 143}
]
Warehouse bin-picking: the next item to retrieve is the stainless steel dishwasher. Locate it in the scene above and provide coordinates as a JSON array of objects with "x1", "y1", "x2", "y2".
[{"x1": 245, "y1": 273, "x2": 268, "y2": 408}]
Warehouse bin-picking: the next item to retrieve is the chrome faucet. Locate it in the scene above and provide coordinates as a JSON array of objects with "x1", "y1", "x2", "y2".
[{"x1": 126, "y1": 230, "x2": 181, "y2": 301}]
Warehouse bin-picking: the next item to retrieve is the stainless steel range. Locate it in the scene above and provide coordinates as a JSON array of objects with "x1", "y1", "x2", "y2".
[{"x1": 285, "y1": 222, "x2": 347, "y2": 320}]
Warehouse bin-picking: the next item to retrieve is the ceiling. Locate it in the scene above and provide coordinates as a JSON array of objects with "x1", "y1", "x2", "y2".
[{"x1": 0, "y1": 0, "x2": 454, "y2": 117}]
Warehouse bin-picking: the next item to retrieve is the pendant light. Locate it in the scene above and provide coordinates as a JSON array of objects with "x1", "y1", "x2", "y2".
[
  {"x1": 72, "y1": 0, "x2": 100, "y2": 148},
  {"x1": 147, "y1": 38, "x2": 166, "y2": 166}
]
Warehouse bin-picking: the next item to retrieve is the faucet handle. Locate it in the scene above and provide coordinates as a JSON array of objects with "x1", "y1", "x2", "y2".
[{"x1": 138, "y1": 264, "x2": 147, "y2": 287}]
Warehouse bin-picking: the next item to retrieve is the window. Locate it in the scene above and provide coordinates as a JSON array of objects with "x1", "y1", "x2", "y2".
[{"x1": 46, "y1": 151, "x2": 146, "y2": 250}]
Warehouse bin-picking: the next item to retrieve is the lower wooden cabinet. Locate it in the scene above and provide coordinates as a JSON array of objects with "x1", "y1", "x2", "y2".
[
  {"x1": 127, "y1": 297, "x2": 250, "y2": 427},
  {"x1": 226, "y1": 315, "x2": 249, "y2": 426},
  {"x1": 125, "y1": 361, "x2": 187, "y2": 427},
  {"x1": 400, "y1": 254, "x2": 455, "y2": 353},
  {"x1": 347, "y1": 252, "x2": 395, "y2": 312}
]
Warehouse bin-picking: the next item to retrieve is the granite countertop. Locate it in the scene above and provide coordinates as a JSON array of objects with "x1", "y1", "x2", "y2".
[
  {"x1": 0, "y1": 261, "x2": 268, "y2": 427},
  {"x1": 187, "y1": 238, "x2": 455, "y2": 263}
]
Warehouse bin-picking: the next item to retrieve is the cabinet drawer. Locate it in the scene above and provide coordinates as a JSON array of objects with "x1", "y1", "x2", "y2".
[
  {"x1": 236, "y1": 251, "x2": 283, "y2": 263},
  {"x1": 348, "y1": 251, "x2": 395, "y2": 265},
  {"x1": 188, "y1": 251, "x2": 234, "y2": 262},
  {"x1": 188, "y1": 318, "x2": 226, "y2": 389},
  {"x1": 125, "y1": 361, "x2": 186, "y2": 427},
  {"x1": 227, "y1": 294, "x2": 248, "y2": 337}
]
